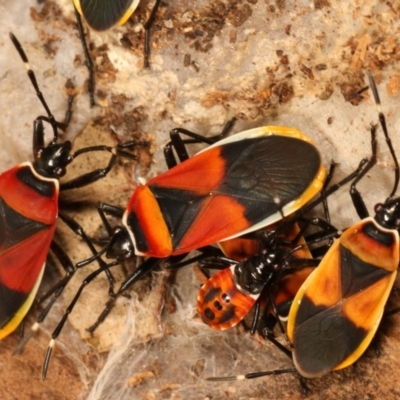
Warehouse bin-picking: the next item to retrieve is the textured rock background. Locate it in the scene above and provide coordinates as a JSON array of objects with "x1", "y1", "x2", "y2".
[{"x1": 0, "y1": 0, "x2": 400, "y2": 399}]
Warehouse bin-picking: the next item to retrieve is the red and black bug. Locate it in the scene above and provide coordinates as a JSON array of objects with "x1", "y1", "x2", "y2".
[
  {"x1": 206, "y1": 75, "x2": 400, "y2": 388},
  {"x1": 109, "y1": 126, "x2": 326, "y2": 259},
  {"x1": 0, "y1": 33, "x2": 139, "y2": 343}
]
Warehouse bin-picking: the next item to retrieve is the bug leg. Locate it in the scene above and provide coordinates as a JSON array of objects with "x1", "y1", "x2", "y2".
[
  {"x1": 15, "y1": 212, "x2": 116, "y2": 355},
  {"x1": 97, "y1": 202, "x2": 125, "y2": 237},
  {"x1": 262, "y1": 328, "x2": 292, "y2": 356},
  {"x1": 13, "y1": 244, "x2": 73, "y2": 354},
  {"x1": 74, "y1": 6, "x2": 96, "y2": 107},
  {"x1": 299, "y1": 377, "x2": 311, "y2": 395},
  {"x1": 165, "y1": 246, "x2": 225, "y2": 270},
  {"x1": 199, "y1": 257, "x2": 237, "y2": 267},
  {"x1": 59, "y1": 212, "x2": 116, "y2": 296},
  {"x1": 206, "y1": 367, "x2": 297, "y2": 382},
  {"x1": 281, "y1": 157, "x2": 368, "y2": 230},
  {"x1": 60, "y1": 141, "x2": 148, "y2": 190},
  {"x1": 42, "y1": 260, "x2": 119, "y2": 379},
  {"x1": 143, "y1": 0, "x2": 162, "y2": 68},
  {"x1": 261, "y1": 158, "x2": 367, "y2": 245},
  {"x1": 368, "y1": 334, "x2": 382, "y2": 357},
  {"x1": 368, "y1": 74, "x2": 399, "y2": 199},
  {"x1": 249, "y1": 299, "x2": 262, "y2": 334},
  {"x1": 17, "y1": 321, "x2": 25, "y2": 341},
  {"x1": 60, "y1": 153, "x2": 118, "y2": 190},
  {"x1": 349, "y1": 75, "x2": 400, "y2": 217},
  {"x1": 317, "y1": 161, "x2": 336, "y2": 247},
  {"x1": 33, "y1": 94, "x2": 74, "y2": 136},
  {"x1": 204, "y1": 313, "x2": 302, "y2": 387},
  {"x1": 349, "y1": 124, "x2": 378, "y2": 219},
  {"x1": 265, "y1": 290, "x2": 292, "y2": 346},
  {"x1": 59, "y1": 95, "x2": 74, "y2": 130},
  {"x1": 321, "y1": 161, "x2": 336, "y2": 224},
  {"x1": 297, "y1": 217, "x2": 340, "y2": 258},
  {"x1": 86, "y1": 257, "x2": 162, "y2": 333},
  {"x1": 164, "y1": 118, "x2": 236, "y2": 168}
]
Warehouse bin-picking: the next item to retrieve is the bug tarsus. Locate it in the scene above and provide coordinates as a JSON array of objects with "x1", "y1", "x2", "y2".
[
  {"x1": 206, "y1": 367, "x2": 297, "y2": 382},
  {"x1": 42, "y1": 339, "x2": 55, "y2": 380}
]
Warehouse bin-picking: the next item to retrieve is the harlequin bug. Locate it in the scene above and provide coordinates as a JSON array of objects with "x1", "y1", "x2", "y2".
[
  {"x1": 41, "y1": 121, "x2": 329, "y2": 377},
  {"x1": 0, "y1": 33, "x2": 140, "y2": 343},
  {"x1": 72, "y1": 0, "x2": 162, "y2": 105},
  {"x1": 206, "y1": 75, "x2": 399, "y2": 386}
]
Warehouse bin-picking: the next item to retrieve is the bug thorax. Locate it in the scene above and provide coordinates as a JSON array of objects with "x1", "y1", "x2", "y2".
[
  {"x1": 233, "y1": 251, "x2": 278, "y2": 295},
  {"x1": 106, "y1": 226, "x2": 135, "y2": 261},
  {"x1": 374, "y1": 197, "x2": 400, "y2": 230},
  {"x1": 33, "y1": 141, "x2": 73, "y2": 179}
]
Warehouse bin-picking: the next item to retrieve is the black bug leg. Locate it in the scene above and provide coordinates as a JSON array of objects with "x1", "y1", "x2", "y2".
[
  {"x1": 60, "y1": 141, "x2": 148, "y2": 191},
  {"x1": 143, "y1": 0, "x2": 162, "y2": 68},
  {"x1": 206, "y1": 326, "x2": 309, "y2": 395},
  {"x1": 42, "y1": 256, "x2": 161, "y2": 379},
  {"x1": 164, "y1": 118, "x2": 236, "y2": 168},
  {"x1": 73, "y1": 0, "x2": 163, "y2": 104},
  {"x1": 14, "y1": 211, "x2": 116, "y2": 354},
  {"x1": 74, "y1": 6, "x2": 96, "y2": 107},
  {"x1": 349, "y1": 75, "x2": 399, "y2": 218}
]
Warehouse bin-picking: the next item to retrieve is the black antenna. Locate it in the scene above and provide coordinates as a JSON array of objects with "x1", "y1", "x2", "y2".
[
  {"x1": 368, "y1": 73, "x2": 400, "y2": 199},
  {"x1": 9, "y1": 32, "x2": 60, "y2": 140}
]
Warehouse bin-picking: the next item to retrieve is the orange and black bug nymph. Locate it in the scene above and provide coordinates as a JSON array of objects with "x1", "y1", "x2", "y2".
[{"x1": 197, "y1": 223, "x2": 317, "y2": 331}]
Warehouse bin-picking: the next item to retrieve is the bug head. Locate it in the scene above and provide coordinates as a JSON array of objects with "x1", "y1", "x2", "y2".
[
  {"x1": 33, "y1": 130, "x2": 73, "y2": 178},
  {"x1": 374, "y1": 197, "x2": 400, "y2": 231},
  {"x1": 106, "y1": 226, "x2": 135, "y2": 261}
]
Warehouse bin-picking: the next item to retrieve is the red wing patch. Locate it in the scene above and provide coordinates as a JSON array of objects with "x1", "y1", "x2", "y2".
[{"x1": 0, "y1": 225, "x2": 55, "y2": 293}]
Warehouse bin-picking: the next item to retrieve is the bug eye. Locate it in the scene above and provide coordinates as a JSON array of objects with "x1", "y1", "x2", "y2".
[
  {"x1": 54, "y1": 167, "x2": 66, "y2": 177},
  {"x1": 374, "y1": 203, "x2": 383, "y2": 214},
  {"x1": 36, "y1": 148, "x2": 44, "y2": 159}
]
